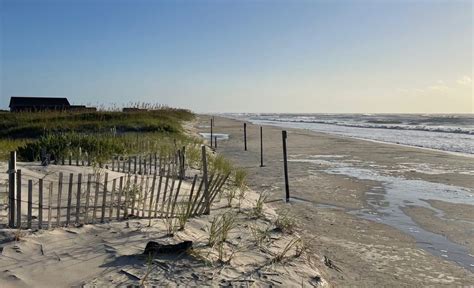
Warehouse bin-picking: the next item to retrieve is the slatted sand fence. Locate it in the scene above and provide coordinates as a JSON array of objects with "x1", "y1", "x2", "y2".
[
  {"x1": 6, "y1": 160, "x2": 230, "y2": 230},
  {"x1": 52, "y1": 147, "x2": 187, "y2": 180}
]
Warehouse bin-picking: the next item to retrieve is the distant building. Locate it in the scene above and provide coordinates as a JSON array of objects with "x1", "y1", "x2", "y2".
[
  {"x1": 9, "y1": 96, "x2": 70, "y2": 112},
  {"x1": 9, "y1": 96, "x2": 96, "y2": 112}
]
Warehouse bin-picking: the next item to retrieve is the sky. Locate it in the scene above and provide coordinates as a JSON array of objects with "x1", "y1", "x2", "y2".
[{"x1": 0, "y1": 0, "x2": 472, "y2": 113}]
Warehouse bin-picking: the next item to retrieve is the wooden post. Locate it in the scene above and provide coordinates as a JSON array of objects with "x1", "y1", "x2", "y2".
[
  {"x1": 101, "y1": 173, "x2": 108, "y2": 223},
  {"x1": 75, "y1": 174, "x2": 82, "y2": 224},
  {"x1": 128, "y1": 157, "x2": 131, "y2": 173},
  {"x1": 84, "y1": 174, "x2": 92, "y2": 223},
  {"x1": 148, "y1": 173, "x2": 156, "y2": 219},
  {"x1": 16, "y1": 170, "x2": 22, "y2": 228},
  {"x1": 149, "y1": 154, "x2": 152, "y2": 175},
  {"x1": 109, "y1": 178, "x2": 116, "y2": 221},
  {"x1": 210, "y1": 118, "x2": 213, "y2": 148},
  {"x1": 214, "y1": 136, "x2": 217, "y2": 149},
  {"x1": 66, "y1": 173, "x2": 73, "y2": 226},
  {"x1": 27, "y1": 180, "x2": 32, "y2": 229},
  {"x1": 47, "y1": 182, "x2": 52, "y2": 229},
  {"x1": 123, "y1": 175, "x2": 130, "y2": 218},
  {"x1": 112, "y1": 157, "x2": 115, "y2": 171},
  {"x1": 92, "y1": 174, "x2": 100, "y2": 222},
  {"x1": 117, "y1": 176, "x2": 123, "y2": 220},
  {"x1": 186, "y1": 174, "x2": 198, "y2": 216},
  {"x1": 131, "y1": 175, "x2": 137, "y2": 216},
  {"x1": 189, "y1": 176, "x2": 205, "y2": 216},
  {"x1": 141, "y1": 176, "x2": 148, "y2": 216},
  {"x1": 201, "y1": 145, "x2": 210, "y2": 215},
  {"x1": 260, "y1": 126, "x2": 264, "y2": 167},
  {"x1": 137, "y1": 175, "x2": 144, "y2": 217},
  {"x1": 38, "y1": 179, "x2": 43, "y2": 229},
  {"x1": 244, "y1": 123, "x2": 247, "y2": 151},
  {"x1": 282, "y1": 131, "x2": 290, "y2": 202},
  {"x1": 160, "y1": 163, "x2": 171, "y2": 217},
  {"x1": 154, "y1": 153, "x2": 157, "y2": 175},
  {"x1": 170, "y1": 174, "x2": 183, "y2": 217},
  {"x1": 154, "y1": 169, "x2": 163, "y2": 218},
  {"x1": 165, "y1": 169, "x2": 177, "y2": 218},
  {"x1": 134, "y1": 156, "x2": 137, "y2": 174},
  {"x1": 8, "y1": 151, "x2": 16, "y2": 228},
  {"x1": 139, "y1": 156, "x2": 142, "y2": 175}
]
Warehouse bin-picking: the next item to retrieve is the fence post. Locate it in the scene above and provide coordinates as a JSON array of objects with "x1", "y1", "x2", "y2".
[
  {"x1": 117, "y1": 176, "x2": 123, "y2": 220},
  {"x1": 181, "y1": 146, "x2": 186, "y2": 179},
  {"x1": 47, "y1": 182, "x2": 52, "y2": 229},
  {"x1": 27, "y1": 180, "x2": 32, "y2": 229},
  {"x1": 66, "y1": 173, "x2": 73, "y2": 226},
  {"x1": 16, "y1": 169, "x2": 22, "y2": 228},
  {"x1": 282, "y1": 131, "x2": 290, "y2": 202},
  {"x1": 244, "y1": 123, "x2": 247, "y2": 151},
  {"x1": 260, "y1": 126, "x2": 264, "y2": 167},
  {"x1": 139, "y1": 156, "x2": 142, "y2": 175},
  {"x1": 8, "y1": 151, "x2": 16, "y2": 228},
  {"x1": 134, "y1": 156, "x2": 137, "y2": 174},
  {"x1": 201, "y1": 145, "x2": 210, "y2": 215},
  {"x1": 57, "y1": 172, "x2": 63, "y2": 227},
  {"x1": 76, "y1": 173, "x2": 82, "y2": 224},
  {"x1": 84, "y1": 174, "x2": 92, "y2": 224},
  {"x1": 214, "y1": 136, "x2": 217, "y2": 149},
  {"x1": 101, "y1": 173, "x2": 108, "y2": 223},
  {"x1": 210, "y1": 118, "x2": 213, "y2": 148},
  {"x1": 38, "y1": 179, "x2": 43, "y2": 229}
]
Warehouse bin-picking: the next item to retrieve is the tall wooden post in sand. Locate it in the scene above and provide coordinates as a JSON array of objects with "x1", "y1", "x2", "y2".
[
  {"x1": 244, "y1": 123, "x2": 247, "y2": 151},
  {"x1": 210, "y1": 118, "x2": 213, "y2": 148},
  {"x1": 8, "y1": 151, "x2": 16, "y2": 228},
  {"x1": 260, "y1": 126, "x2": 264, "y2": 167},
  {"x1": 201, "y1": 145, "x2": 210, "y2": 215},
  {"x1": 282, "y1": 131, "x2": 290, "y2": 202}
]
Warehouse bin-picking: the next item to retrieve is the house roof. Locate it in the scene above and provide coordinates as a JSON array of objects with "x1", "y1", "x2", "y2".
[{"x1": 9, "y1": 97, "x2": 70, "y2": 108}]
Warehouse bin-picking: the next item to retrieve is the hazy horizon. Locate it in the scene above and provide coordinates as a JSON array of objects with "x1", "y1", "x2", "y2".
[{"x1": 1, "y1": 0, "x2": 472, "y2": 113}]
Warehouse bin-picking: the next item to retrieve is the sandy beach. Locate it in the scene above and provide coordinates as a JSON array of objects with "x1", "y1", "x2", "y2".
[
  {"x1": 0, "y1": 159, "x2": 328, "y2": 287},
  {"x1": 197, "y1": 115, "x2": 474, "y2": 286}
]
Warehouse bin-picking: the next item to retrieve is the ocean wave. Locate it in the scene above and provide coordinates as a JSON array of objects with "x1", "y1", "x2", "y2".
[{"x1": 251, "y1": 116, "x2": 474, "y2": 135}]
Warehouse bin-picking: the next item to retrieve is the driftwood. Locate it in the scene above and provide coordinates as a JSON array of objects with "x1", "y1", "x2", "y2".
[{"x1": 143, "y1": 240, "x2": 193, "y2": 255}]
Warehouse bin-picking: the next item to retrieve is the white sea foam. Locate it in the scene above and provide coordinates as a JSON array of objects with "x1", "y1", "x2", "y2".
[{"x1": 226, "y1": 114, "x2": 474, "y2": 156}]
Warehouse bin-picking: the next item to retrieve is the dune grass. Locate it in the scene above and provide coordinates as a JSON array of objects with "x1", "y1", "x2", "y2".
[
  {"x1": 0, "y1": 108, "x2": 193, "y2": 138},
  {"x1": 0, "y1": 107, "x2": 195, "y2": 161}
]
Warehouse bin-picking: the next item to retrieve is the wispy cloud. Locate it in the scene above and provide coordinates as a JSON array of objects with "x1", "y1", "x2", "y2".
[
  {"x1": 428, "y1": 85, "x2": 449, "y2": 91},
  {"x1": 457, "y1": 75, "x2": 472, "y2": 85}
]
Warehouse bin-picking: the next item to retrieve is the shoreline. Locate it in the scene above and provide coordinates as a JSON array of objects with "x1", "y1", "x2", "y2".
[
  {"x1": 219, "y1": 114, "x2": 474, "y2": 159},
  {"x1": 198, "y1": 115, "x2": 474, "y2": 286}
]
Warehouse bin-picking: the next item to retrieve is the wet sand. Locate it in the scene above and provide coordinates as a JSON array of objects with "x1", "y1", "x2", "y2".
[{"x1": 195, "y1": 115, "x2": 474, "y2": 286}]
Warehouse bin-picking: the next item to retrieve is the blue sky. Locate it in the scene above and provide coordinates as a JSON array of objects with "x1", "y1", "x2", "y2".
[{"x1": 1, "y1": 0, "x2": 472, "y2": 113}]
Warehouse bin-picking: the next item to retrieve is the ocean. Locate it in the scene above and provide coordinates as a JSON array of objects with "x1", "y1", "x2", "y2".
[{"x1": 227, "y1": 114, "x2": 474, "y2": 156}]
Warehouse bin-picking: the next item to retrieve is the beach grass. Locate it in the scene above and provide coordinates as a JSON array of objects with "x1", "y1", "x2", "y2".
[{"x1": 0, "y1": 107, "x2": 196, "y2": 161}]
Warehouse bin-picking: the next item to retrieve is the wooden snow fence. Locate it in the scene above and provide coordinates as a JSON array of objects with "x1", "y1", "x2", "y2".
[{"x1": 6, "y1": 166, "x2": 229, "y2": 230}]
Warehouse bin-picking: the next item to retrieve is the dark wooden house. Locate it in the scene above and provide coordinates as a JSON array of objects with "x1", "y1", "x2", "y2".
[{"x1": 9, "y1": 97, "x2": 71, "y2": 112}]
